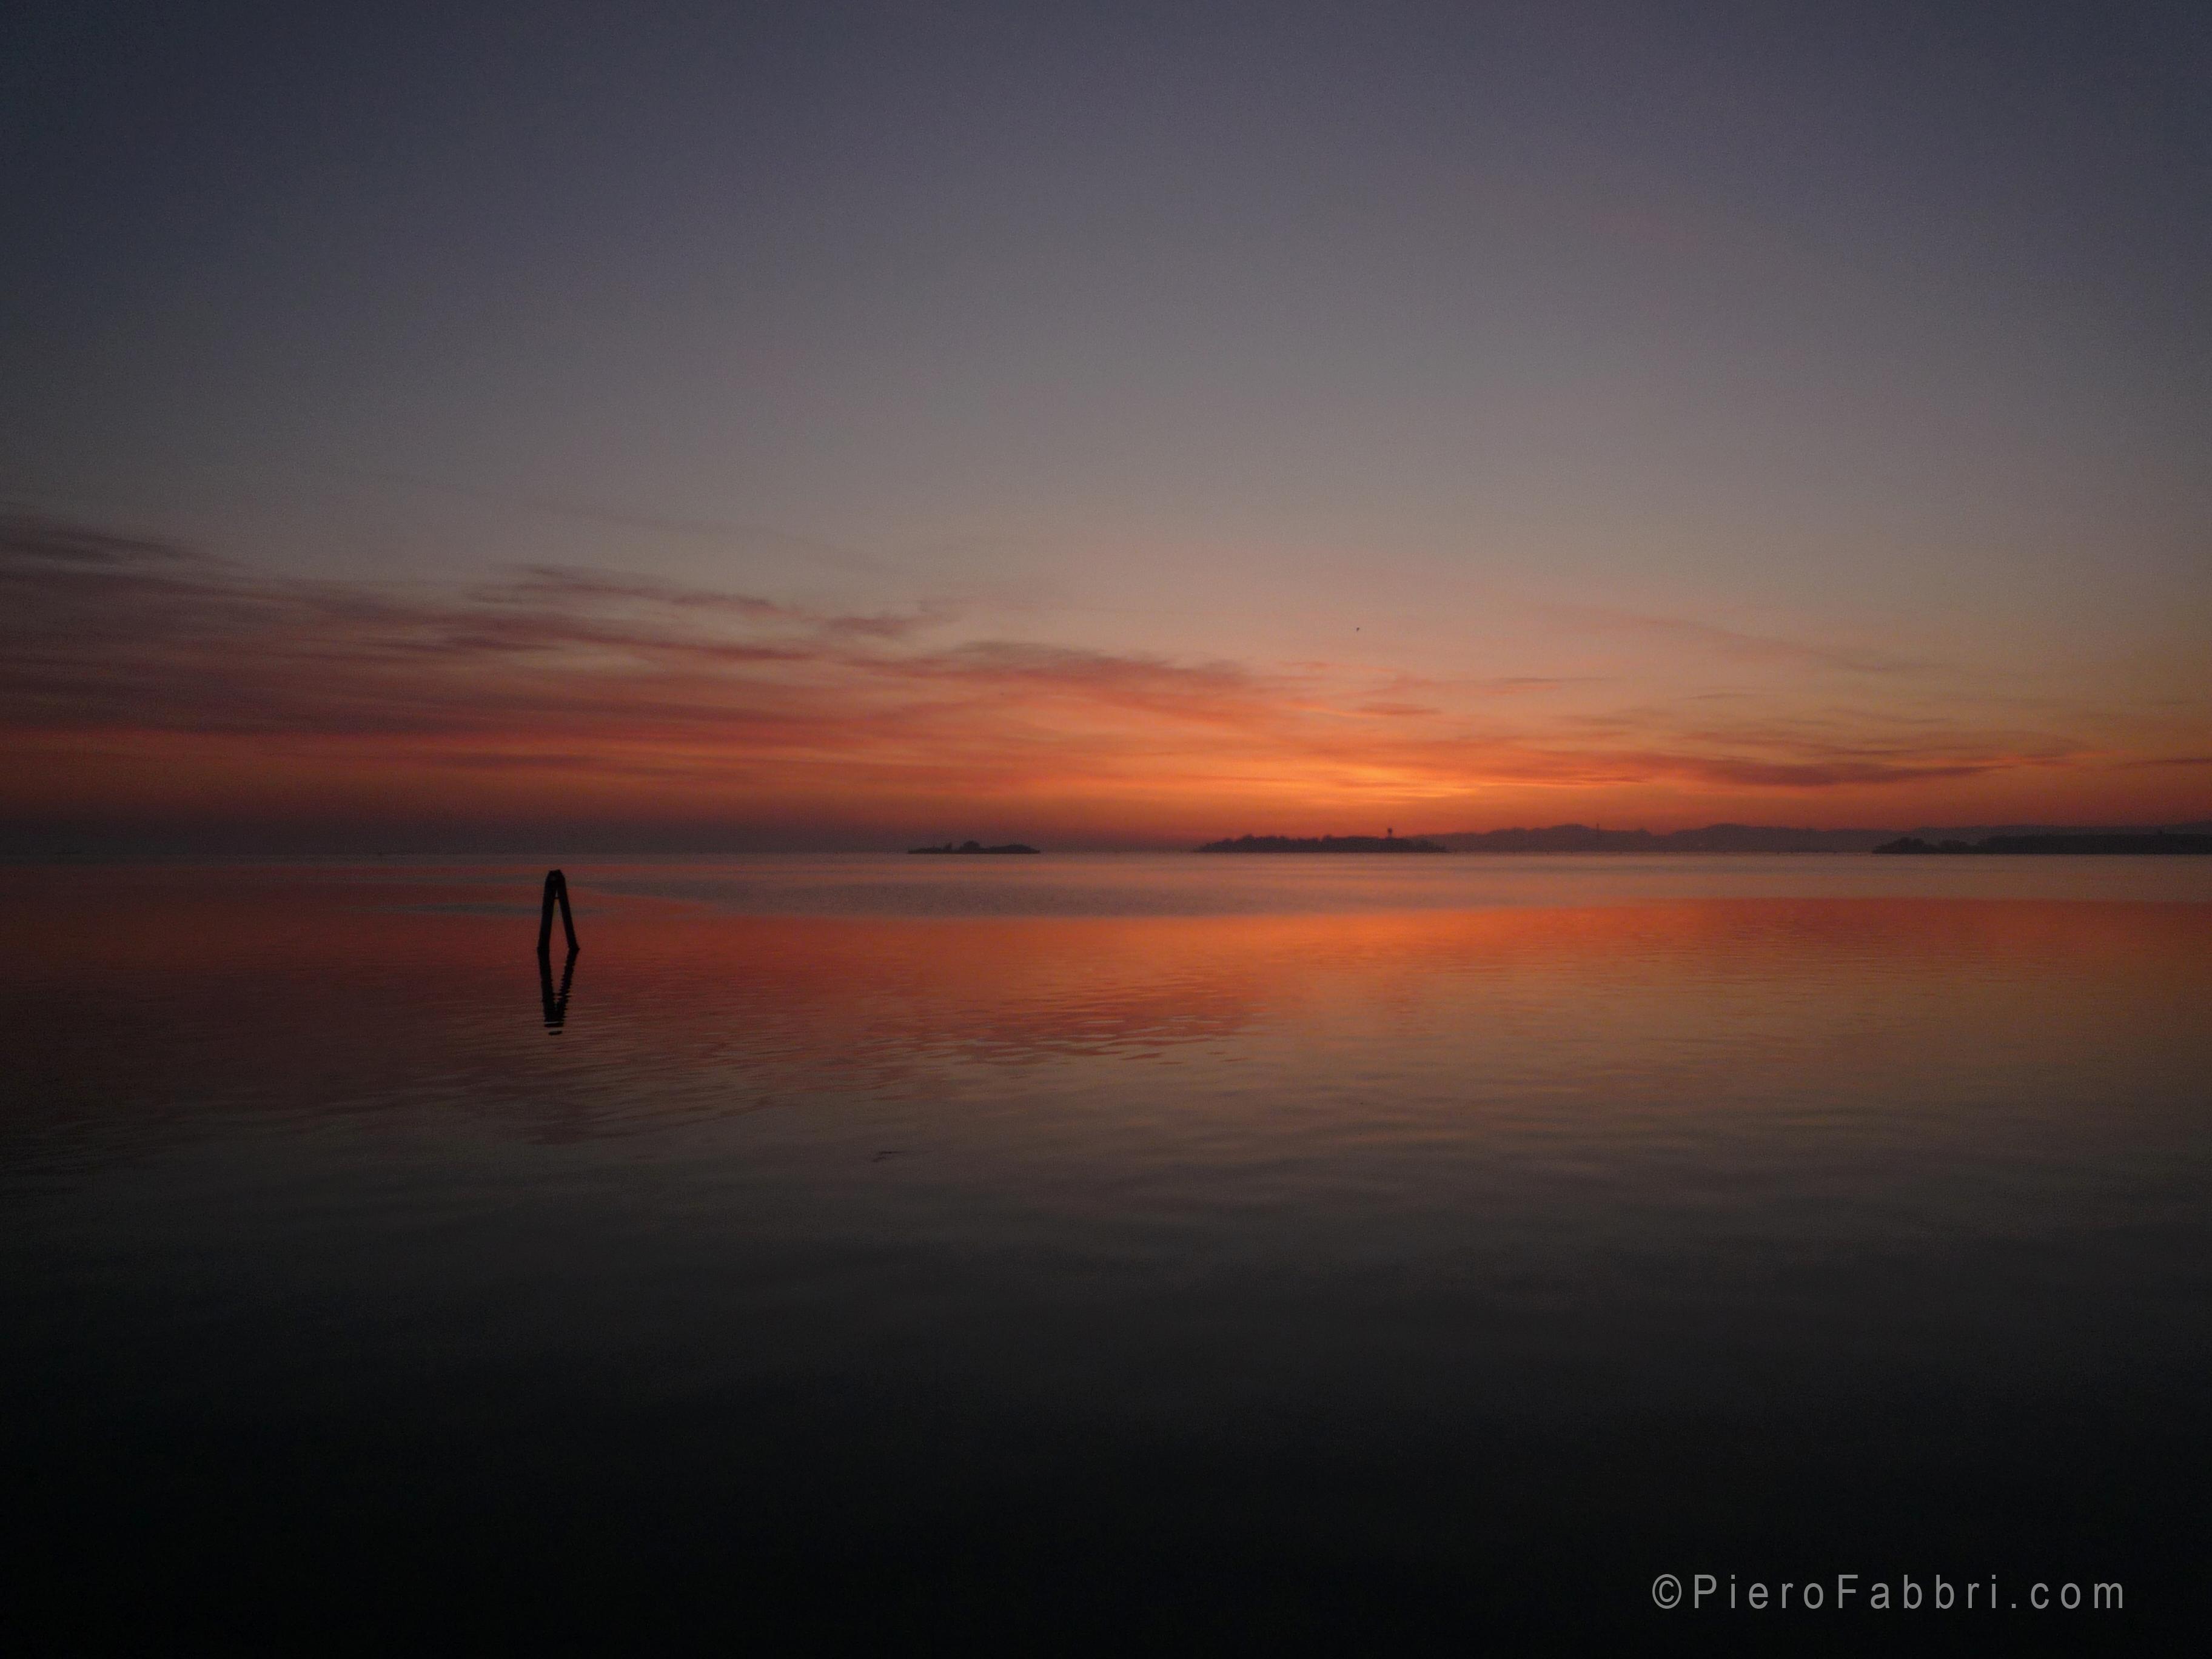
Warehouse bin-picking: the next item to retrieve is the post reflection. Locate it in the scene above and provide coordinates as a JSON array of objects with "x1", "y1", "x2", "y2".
[{"x1": 538, "y1": 944, "x2": 578, "y2": 1033}]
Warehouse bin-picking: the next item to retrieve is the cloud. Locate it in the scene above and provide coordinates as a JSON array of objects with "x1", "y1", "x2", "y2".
[
  {"x1": 0, "y1": 511, "x2": 215, "y2": 567},
  {"x1": 1351, "y1": 701, "x2": 1441, "y2": 719},
  {"x1": 1640, "y1": 755, "x2": 2004, "y2": 789},
  {"x1": 483, "y1": 566, "x2": 946, "y2": 640},
  {"x1": 1, "y1": 509, "x2": 2187, "y2": 843},
  {"x1": 298, "y1": 465, "x2": 891, "y2": 576}
]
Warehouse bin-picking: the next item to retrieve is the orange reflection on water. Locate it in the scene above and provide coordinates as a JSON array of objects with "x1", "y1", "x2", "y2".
[{"x1": 8, "y1": 865, "x2": 2209, "y2": 1158}]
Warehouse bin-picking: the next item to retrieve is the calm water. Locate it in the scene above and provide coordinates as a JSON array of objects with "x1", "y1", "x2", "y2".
[{"x1": 7, "y1": 856, "x2": 2210, "y2": 1649}]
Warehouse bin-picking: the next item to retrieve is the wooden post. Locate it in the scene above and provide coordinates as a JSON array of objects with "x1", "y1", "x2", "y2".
[{"x1": 537, "y1": 868, "x2": 578, "y2": 954}]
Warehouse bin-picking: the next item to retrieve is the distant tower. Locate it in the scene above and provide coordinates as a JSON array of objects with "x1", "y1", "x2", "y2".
[{"x1": 1387, "y1": 826, "x2": 1393, "y2": 838}]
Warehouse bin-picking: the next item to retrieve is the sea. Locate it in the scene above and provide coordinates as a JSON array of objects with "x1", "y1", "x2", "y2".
[{"x1": 6, "y1": 854, "x2": 2210, "y2": 1651}]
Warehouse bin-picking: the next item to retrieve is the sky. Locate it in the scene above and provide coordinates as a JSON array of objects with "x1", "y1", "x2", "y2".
[{"x1": 4, "y1": 0, "x2": 2209, "y2": 850}]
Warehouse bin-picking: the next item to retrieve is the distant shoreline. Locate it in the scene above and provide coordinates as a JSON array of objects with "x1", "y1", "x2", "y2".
[
  {"x1": 1195, "y1": 834, "x2": 1446, "y2": 854},
  {"x1": 1423, "y1": 820, "x2": 2212, "y2": 854},
  {"x1": 1875, "y1": 833, "x2": 2212, "y2": 856},
  {"x1": 1185, "y1": 822, "x2": 2212, "y2": 857},
  {"x1": 908, "y1": 840, "x2": 1041, "y2": 855}
]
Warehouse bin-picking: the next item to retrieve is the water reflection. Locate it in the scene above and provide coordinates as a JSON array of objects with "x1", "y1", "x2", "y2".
[
  {"x1": 537, "y1": 943, "x2": 579, "y2": 1032},
  {"x1": 6, "y1": 859, "x2": 2212, "y2": 1644},
  {"x1": 7, "y1": 863, "x2": 2209, "y2": 1159}
]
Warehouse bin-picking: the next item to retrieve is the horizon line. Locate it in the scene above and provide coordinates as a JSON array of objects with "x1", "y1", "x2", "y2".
[{"x1": 9, "y1": 814, "x2": 2212, "y2": 860}]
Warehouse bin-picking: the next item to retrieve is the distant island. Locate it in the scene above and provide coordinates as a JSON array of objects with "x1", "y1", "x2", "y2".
[
  {"x1": 1418, "y1": 820, "x2": 2212, "y2": 853},
  {"x1": 1435, "y1": 823, "x2": 1888, "y2": 854},
  {"x1": 908, "y1": 840, "x2": 1041, "y2": 855},
  {"x1": 1195, "y1": 834, "x2": 1447, "y2": 854},
  {"x1": 1875, "y1": 833, "x2": 2212, "y2": 856}
]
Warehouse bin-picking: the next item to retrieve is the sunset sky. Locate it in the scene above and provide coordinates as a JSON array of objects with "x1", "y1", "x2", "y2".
[{"x1": 5, "y1": 1, "x2": 2208, "y2": 849}]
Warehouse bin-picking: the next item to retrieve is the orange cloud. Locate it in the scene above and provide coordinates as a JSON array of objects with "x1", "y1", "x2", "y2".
[{"x1": 1, "y1": 511, "x2": 2205, "y2": 848}]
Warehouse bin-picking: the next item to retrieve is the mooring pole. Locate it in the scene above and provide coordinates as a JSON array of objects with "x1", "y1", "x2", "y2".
[{"x1": 537, "y1": 868, "x2": 578, "y2": 954}]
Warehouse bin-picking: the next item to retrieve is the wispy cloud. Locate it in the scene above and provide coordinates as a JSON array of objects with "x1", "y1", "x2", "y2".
[
  {"x1": 0, "y1": 511, "x2": 2188, "y2": 842},
  {"x1": 300, "y1": 465, "x2": 891, "y2": 576},
  {"x1": 0, "y1": 514, "x2": 212, "y2": 568},
  {"x1": 484, "y1": 565, "x2": 948, "y2": 640}
]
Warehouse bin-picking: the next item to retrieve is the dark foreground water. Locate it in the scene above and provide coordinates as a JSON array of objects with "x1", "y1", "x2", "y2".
[{"x1": 5, "y1": 856, "x2": 2210, "y2": 1651}]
